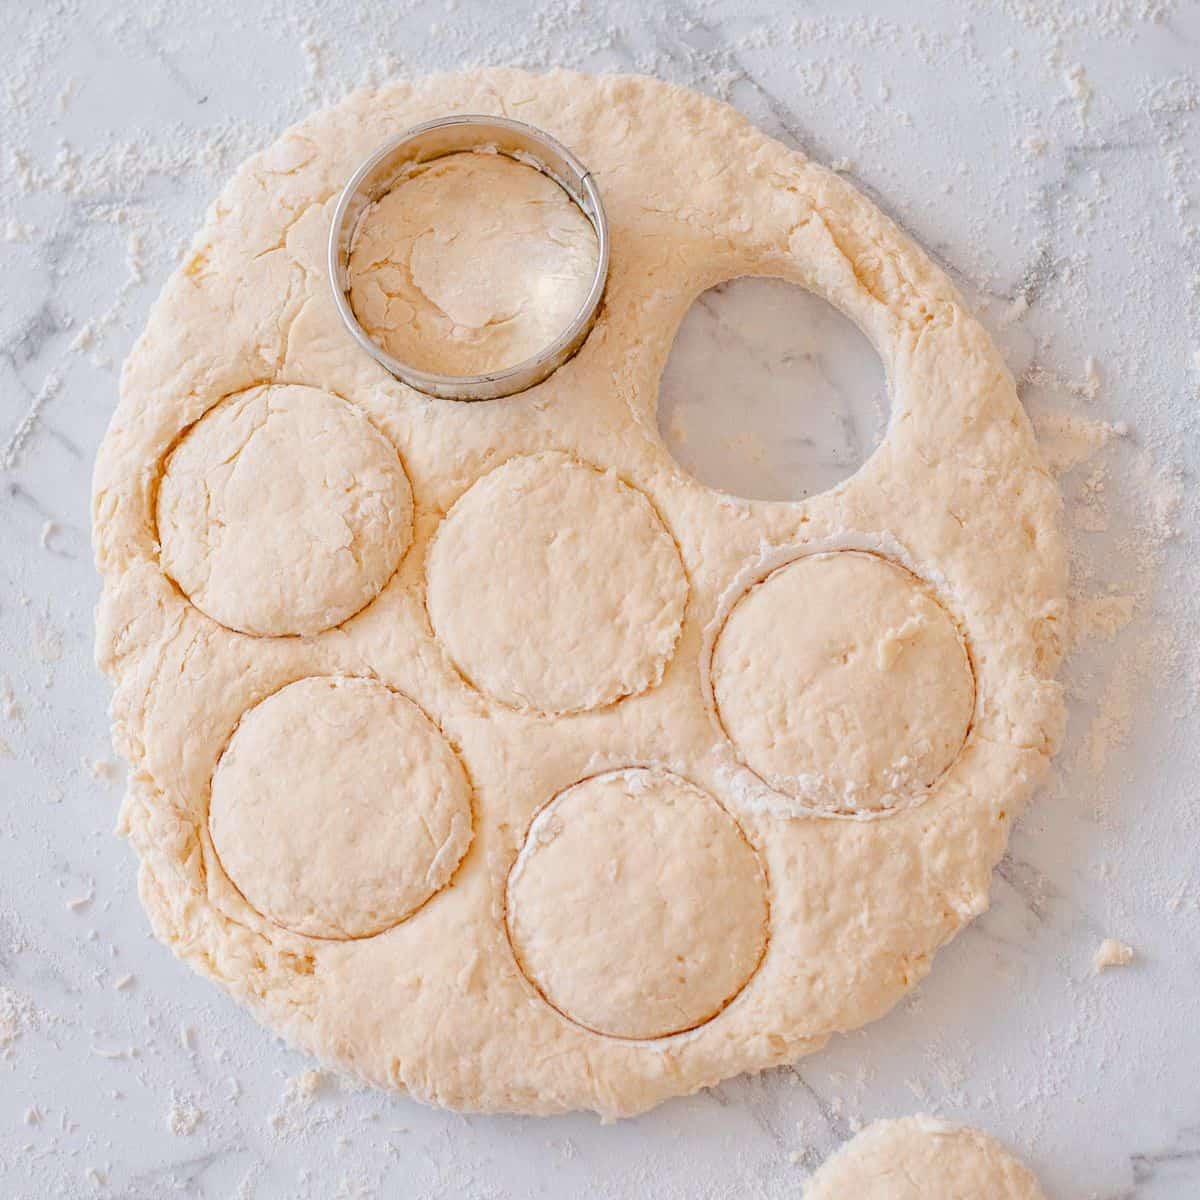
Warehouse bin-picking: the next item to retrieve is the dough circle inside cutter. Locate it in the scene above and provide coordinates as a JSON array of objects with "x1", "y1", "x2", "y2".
[{"x1": 347, "y1": 151, "x2": 600, "y2": 378}]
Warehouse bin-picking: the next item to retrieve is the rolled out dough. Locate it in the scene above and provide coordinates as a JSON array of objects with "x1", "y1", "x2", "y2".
[{"x1": 92, "y1": 70, "x2": 1066, "y2": 1117}]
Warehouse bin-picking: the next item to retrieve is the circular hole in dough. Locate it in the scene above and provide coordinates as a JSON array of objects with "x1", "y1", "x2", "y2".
[
  {"x1": 505, "y1": 767, "x2": 769, "y2": 1040},
  {"x1": 804, "y1": 1116, "x2": 1045, "y2": 1200},
  {"x1": 157, "y1": 384, "x2": 413, "y2": 638},
  {"x1": 347, "y1": 152, "x2": 599, "y2": 377},
  {"x1": 711, "y1": 550, "x2": 974, "y2": 814},
  {"x1": 209, "y1": 676, "x2": 473, "y2": 940},
  {"x1": 658, "y1": 277, "x2": 888, "y2": 501},
  {"x1": 426, "y1": 452, "x2": 688, "y2": 715}
]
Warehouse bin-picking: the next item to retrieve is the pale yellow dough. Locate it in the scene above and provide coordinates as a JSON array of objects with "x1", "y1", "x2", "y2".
[
  {"x1": 804, "y1": 1116, "x2": 1045, "y2": 1200},
  {"x1": 92, "y1": 70, "x2": 1066, "y2": 1117},
  {"x1": 209, "y1": 676, "x2": 472, "y2": 940},
  {"x1": 711, "y1": 551, "x2": 975, "y2": 813},
  {"x1": 157, "y1": 383, "x2": 413, "y2": 637},
  {"x1": 426, "y1": 451, "x2": 688, "y2": 714},
  {"x1": 348, "y1": 152, "x2": 598, "y2": 375},
  {"x1": 506, "y1": 768, "x2": 768, "y2": 1039}
]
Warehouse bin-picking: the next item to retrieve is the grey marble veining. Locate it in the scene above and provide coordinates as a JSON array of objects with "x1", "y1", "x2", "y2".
[
  {"x1": 659, "y1": 277, "x2": 889, "y2": 501},
  {"x1": 1, "y1": 1, "x2": 1198, "y2": 1197}
]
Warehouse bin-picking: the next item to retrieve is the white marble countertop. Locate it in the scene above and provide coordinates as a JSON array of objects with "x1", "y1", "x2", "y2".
[{"x1": 2, "y1": 1, "x2": 1198, "y2": 1196}]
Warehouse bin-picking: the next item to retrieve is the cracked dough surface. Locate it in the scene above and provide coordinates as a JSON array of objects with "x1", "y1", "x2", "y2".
[
  {"x1": 348, "y1": 151, "x2": 598, "y2": 375},
  {"x1": 157, "y1": 383, "x2": 413, "y2": 637},
  {"x1": 93, "y1": 69, "x2": 1066, "y2": 1118},
  {"x1": 804, "y1": 1117, "x2": 1045, "y2": 1199}
]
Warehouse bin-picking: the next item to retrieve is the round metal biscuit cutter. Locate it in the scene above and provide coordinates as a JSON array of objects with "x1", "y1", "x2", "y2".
[{"x1": 328, "y1": 114, "x2": 610, "y2": 401}]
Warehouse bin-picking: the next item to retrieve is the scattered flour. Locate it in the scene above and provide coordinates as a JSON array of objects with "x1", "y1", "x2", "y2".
[
  {"x1": 1068, "y1": 593, "x2": 1137, "y2": 650},
  {"x1": 83, "y1": 757, "x2": 119, "y2": 783},
  {"x1": 0, "y1": 987, "x2": 38, "y2": 1050},
  {"x1": 32, "y1": 621, "x2": 63, "y2": 664},
  {"x1": 270, "y1": 1070, "x2": 334, "y2": 1138},
  {"x1": 1077, "y1": 631, "x2": 1178, "y2": 784},
  {"x1": 0, "y1": 679, "x2": 19, "y2": 722},
  {"x1": 1031, "y1": 407, "x2": 1122, "y2": 474},
  {"x1": 1065, "y1": 63, "x2": 1094, "y2": 117}
]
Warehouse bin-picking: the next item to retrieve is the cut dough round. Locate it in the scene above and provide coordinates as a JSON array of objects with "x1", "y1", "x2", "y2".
[
  {"x1": 506, "y1": 768, "x2": 768, "y2": 1039},
  {"x1": 209, "y1": 676, "x2": 472, "y2": 939},
  {"x1": 157, "y1": 384, "x2": 413, "y2": 637},
  {"x1": 426, "y1": 452, "x2": 688, "y2": 714},
  {"x1": 711, "y1": 551, "x2": 974, "y2": 813},
  {"x1": 804, "y1": 1116, "x2": 1045, "y2": 1200},
  {"x1": 348, "y1": 152, "x2": 599, "y2": 376}
]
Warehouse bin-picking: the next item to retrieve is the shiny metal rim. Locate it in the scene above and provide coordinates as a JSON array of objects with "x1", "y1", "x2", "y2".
[{"x1": 327, "y1": 114, "x2": 610, "y2": 401}]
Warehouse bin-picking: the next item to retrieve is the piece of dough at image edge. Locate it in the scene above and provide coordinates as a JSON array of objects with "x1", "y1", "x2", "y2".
[{"x1": 804, "y1": 1116, "x2": 1046, "y2": 1200}]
